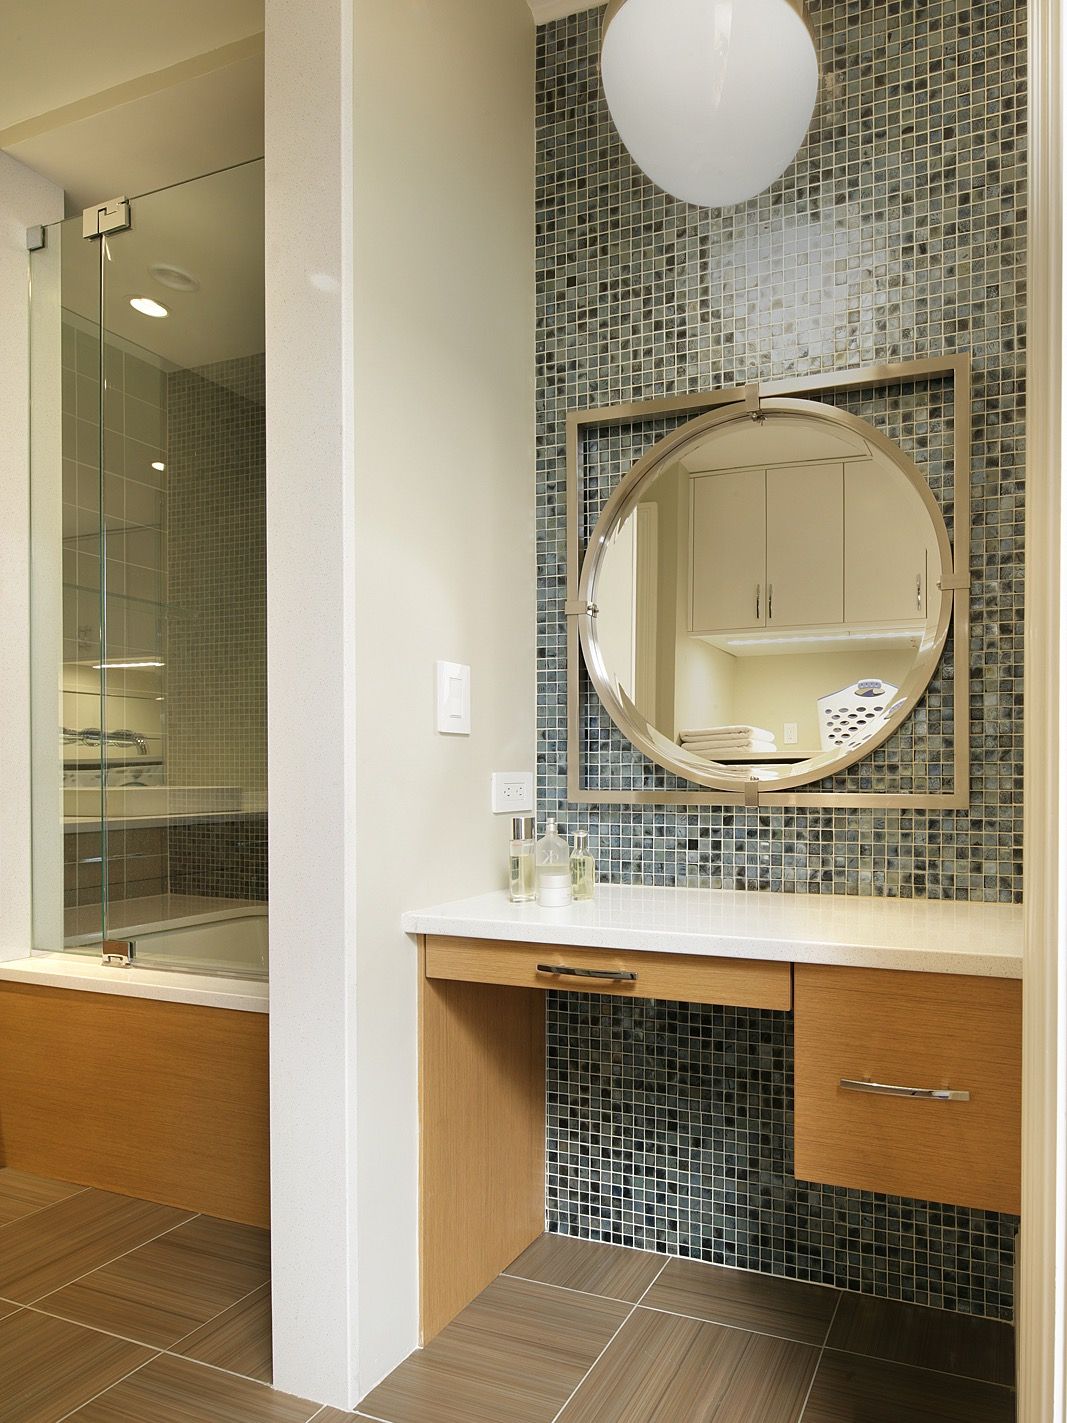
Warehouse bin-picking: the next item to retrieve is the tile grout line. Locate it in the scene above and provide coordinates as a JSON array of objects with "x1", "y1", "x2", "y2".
[
  {"x1": 796, "y1": 1289, "x2": 844, "y2": 1423},
  {"x1": 24, "y1": 1211, "x2": 202, "y2": 1307},
  {"x1": 51, "y1": 1347, "x2": 165, "y2": 1423},
  {"x1": 0, "y1": 1183, "x2": 92, "y2": 1234},
  {"x1": 545, "y1": 1254, "x2": 671, "y2": 1423},
  {"x1": 813, "y1": 1342, "x2": 1018, "y2": 1393},
  {"x1": 166, "y1": 1276, "x2": 271, "y2": 1355},
  {"x1": 503, "y1": 1268, "x2": 844, "y2": 1351}
]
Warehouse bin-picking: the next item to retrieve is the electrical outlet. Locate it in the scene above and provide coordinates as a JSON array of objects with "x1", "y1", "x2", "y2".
[
  {"x1": 491, "y1": 771, "x2": 534, "y2": 814},
  {"x1": 783, "y1": 722, "x2": 798, "y2": 745}
]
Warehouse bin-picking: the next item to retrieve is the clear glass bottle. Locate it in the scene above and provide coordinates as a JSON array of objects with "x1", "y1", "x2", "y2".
[
  {"x1": 508, "y1": 814, "x2": 536, "y2": 903},
  {"x1": 570, "y1": 829, "x2": 596, "y2": 901},
  {"x1": 535, "y1": 816, "x2": 572, "y2": 907}
]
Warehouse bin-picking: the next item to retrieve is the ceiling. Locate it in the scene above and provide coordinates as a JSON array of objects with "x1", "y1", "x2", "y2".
[{"x1": 0, "y1": 2, "x2": 264, "y2": 215}]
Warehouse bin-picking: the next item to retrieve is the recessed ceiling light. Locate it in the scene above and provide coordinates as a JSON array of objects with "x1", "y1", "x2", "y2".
[
  {"x1": 149, "y1": 263, "x2": 199, "y2": 293},
  {"x1": 129, "y1": 296, "x2": 168, "y2": 318},
  {"x1": 151, "y1": 461, "x2": 165, "y2": 472}
]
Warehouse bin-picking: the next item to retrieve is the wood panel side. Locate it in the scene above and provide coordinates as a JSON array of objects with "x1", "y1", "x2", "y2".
[
  {"x1": 794, "y1": 964, "x2": 1021, "y2": 1214},
  {"x1": 419, "y1": 938, "x2": 546, "y2": 1343},
  {"x1": 0, "y1": 982, "x2": 269, "y2": 1227},
  {"x1": 424, "y1": 936, "x2": 792, "y2": 1011}
]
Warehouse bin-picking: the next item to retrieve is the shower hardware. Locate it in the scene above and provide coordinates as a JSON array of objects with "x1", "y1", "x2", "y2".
[
  {"x1": 61, "y1": 726, "x2": 149, "y2": 755},
  {"x1": 82, "y1": 196, "x2": 130, "y2": 239}
]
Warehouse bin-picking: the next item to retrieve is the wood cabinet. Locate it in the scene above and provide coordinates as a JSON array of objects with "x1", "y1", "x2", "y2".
[
  {"x1": 845, "y1": 460, "x2": 934, "y2": 622},
  {"x1": 690, "y1": 469, "x2": 766, "y2": 632},
  {"x1": 688, "y1": 459, "x2": 935, "y2": 636},
  {"x1": 424, "y1": 935, "x2": 793, "y2": 1010},
  {"x1": 793, "y1": 964, "x2": 1021, "y2": 1214}
]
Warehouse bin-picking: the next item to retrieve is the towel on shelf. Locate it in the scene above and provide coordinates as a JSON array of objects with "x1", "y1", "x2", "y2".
[
  {"x1": 680, "y1": 724, "x2": 775, "y2": 745},
  {"x1": 685, "y1": 743, "x2": 779, "y2": 759}
]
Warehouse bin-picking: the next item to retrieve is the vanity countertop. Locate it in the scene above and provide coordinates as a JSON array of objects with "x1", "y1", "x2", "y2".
[{"x1": 402, "y1": 885, "x2": 1023, "y2": 979}]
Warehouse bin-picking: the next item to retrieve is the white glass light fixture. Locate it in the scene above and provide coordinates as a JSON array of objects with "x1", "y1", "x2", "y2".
[
  {"x1": 129, "y1": 296, "x2": 169, "y2": 318},
  {"x1": 601, "y1": 0, "x2": 819, "y2": 208}
]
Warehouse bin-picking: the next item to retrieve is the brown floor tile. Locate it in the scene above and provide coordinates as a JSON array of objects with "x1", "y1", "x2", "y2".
[
  {"x1": 359, "y1": 1274, "x2": 629, "y2": 1423},
  {"x1": 65, "y1": 1352, "x2": 320, "y2": 1423},
  {"x1": 0, "y1": 1307, "x2": 153, "y2": 1423},
  {"x1": 803, "y1": 1350, "x2": 1016, "y2": 1423},
  {"x1": 827, "y1": 1292, "x2": 1015, "y2": 1386},
  {"x1": 642, "y1": 1257, "x2": 840, "y2": 1346},
  {"x1": 558, "y1": 1307, "x2": 818, "y2": 1423},
  {"x1": 0, "y1": 1301, "x2": 17, "y2": 1322},
  {"x1": 0, "y1": 1188, "x2": 193, "y2": 1303},
  {"x1": 36, "y1": 1214, "x2": 270, "y2": 1349},
  {"x1": 0, "y1": 1169, "x2": 83, "y2": 1228},
  {"x1": 174, "y1": 1281, "x2": 272, "y2": 1382},
  {"x1": 506, "y1": 1233, "x2": 664, "y2": 1302},
  {"x1": 314, "y1": 1413, "x2": 370, "y2": 1422}
]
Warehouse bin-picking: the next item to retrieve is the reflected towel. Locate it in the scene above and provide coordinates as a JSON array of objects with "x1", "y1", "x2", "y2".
[
  {"x1": 684, "y1": 740, "x2": 779, "y2": 757},
  {"x1": 680, "y1": 724, "x2": 775, "y2": 744}
]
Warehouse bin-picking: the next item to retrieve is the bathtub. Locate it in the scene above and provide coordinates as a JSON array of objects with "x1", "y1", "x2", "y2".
[{"x1": 64, "y1": 897, "x2": 268, "y2": 981}]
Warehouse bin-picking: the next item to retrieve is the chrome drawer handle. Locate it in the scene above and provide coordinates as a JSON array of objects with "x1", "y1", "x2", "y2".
[
  {"x1": 840, "y1": 1077, "x2": 970, "y2": 1103},
  {"x1": 536, "y1": 963, "x2": 638, "y2": 983}
]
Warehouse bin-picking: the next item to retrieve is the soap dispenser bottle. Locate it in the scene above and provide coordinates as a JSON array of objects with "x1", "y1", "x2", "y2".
[
  {"x1": 535, "y1": 816, "x2": 572, "y2": 908},
  {"x1": 508, "y1": 815, "x2": 536, "y2": 903},
  {"x1": 570, "y1": 829, "x2": 596, "y2": 901}
]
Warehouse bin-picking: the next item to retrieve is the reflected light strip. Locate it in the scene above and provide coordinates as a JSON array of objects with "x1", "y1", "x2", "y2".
[
  {"x1": 92, "y1": 660, "x2": 164, "y2": 670},
  {"x1": 722, "y1": 630, "x2": 920, "y2": 648}
]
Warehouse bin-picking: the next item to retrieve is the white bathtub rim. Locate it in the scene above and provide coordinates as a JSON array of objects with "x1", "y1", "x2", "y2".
[{"x1": 0, "y1": 952, "x2": 269, "y2": 1012}]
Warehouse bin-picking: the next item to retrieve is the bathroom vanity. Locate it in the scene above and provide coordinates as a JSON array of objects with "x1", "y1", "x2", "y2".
[{"x1": 403, "y1": 886, "x2": 1022, "y2": 1342}]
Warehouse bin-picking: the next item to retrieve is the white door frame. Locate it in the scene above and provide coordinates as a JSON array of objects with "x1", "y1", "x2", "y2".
[{"x1": 1020, "y1": 0, "x2": 1065, "y2": 1417}]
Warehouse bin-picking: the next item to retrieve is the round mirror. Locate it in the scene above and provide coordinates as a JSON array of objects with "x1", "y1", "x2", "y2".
[{"x1": 578, "y1": 398, "x2": 953, "y2": 793}]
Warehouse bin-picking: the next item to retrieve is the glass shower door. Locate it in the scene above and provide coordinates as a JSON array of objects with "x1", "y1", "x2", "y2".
[{"x1": 30, "y1": 160, "x2": 268, "y2": 978}]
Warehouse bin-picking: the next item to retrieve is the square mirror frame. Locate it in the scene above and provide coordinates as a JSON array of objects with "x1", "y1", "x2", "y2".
[{"x1": 565, "y1": 355, "x2": 972, "y2": 808}]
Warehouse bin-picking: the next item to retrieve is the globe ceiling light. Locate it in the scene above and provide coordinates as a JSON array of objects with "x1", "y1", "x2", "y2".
[{"x1": 600, "y1": 0, "x2": 820, "y2": 209}]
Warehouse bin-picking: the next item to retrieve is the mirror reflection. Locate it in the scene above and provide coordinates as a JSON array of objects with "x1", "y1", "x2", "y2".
[{"x1": 587, "y1": 407, "x2": 946, "y2": 785}]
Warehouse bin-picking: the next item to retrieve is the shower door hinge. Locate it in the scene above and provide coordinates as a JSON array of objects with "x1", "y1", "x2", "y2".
[
  {"x1": 26, "y1": 225, "x2": 46, "y2": 252},
  {"x1": 101, "y1": 938, "x2": 134, "y2": 968},
  {"x1": 83, "y1": 196, "x2": 130, "y2": 240}
]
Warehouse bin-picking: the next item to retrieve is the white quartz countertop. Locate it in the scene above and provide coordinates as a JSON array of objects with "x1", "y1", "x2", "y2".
[{"x1": 402, "y1": 885, "x2": 1023, "y2": 979}]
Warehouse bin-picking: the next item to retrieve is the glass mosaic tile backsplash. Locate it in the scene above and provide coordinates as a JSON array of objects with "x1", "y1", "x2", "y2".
[{"x1": 536, "y1": 0, "x2": 1025, "y2": 1319}]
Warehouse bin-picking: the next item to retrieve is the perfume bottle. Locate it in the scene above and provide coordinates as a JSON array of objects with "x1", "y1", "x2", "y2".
[
  {"x1": 535, "y1": 816, "x2": 572, "y2": 907},
  {"x1": 570, "y1": 829, "x2": 596, "y2": 901},
  {"x1": 508, "y1": 815, "x2": 536, "y2": 903}
]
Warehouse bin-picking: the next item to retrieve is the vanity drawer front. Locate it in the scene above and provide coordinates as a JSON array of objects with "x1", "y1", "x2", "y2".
[
  {"x1": 794, "y1": 964, "x2": 1021, "y2": 1214},
  {"x1": 423, "y1": 936, "x2": 792, "y2": 1010}
]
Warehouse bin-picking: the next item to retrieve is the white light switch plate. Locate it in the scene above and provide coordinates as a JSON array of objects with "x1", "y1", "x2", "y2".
[
  {"x1": 491, "y1": 771, "x2": 534, "y2": 814},
  {"x1": 783, "y1": 722, "x2": 798, "y2": 745},
  {"x1": 435, "y1": 660, "x2": 471, "y2": 734}
]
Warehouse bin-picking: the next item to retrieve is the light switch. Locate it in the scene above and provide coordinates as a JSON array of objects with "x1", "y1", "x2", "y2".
[
  {"x1": 784, "y1": 723, "x2": 798, "y2": 745},
  {"x1": 435, "y1": 660, "x2": 471, "y2": 735}
]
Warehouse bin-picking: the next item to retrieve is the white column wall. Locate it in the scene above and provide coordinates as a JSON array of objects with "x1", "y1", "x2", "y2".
[
  {"x1": 266, "y1": 0, "x2": 535, "y2": 1407},
  {"x1": 351, "y1": 0, "x2": 535, "y2": 1394},
  {"x1": 0, "y1": 154, "x2": 64, "y2": 960}
]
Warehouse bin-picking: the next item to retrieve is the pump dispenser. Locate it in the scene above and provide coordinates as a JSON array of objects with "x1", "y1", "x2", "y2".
[{"x1": 535, "y1": 816, "x2": 572, "y2": 907}]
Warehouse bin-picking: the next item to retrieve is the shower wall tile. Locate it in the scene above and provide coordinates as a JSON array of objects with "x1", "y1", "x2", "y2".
[{"x1": 536, "y1": 0, "x2": 1025, "y2": 1319}]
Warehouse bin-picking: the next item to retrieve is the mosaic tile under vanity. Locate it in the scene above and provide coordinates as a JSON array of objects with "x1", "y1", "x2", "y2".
[
  {"x1": 546, "y1": 993, "x2": 1016, "y2": 1320},
  {"x1": 537, "y1": 0, "x2": 1024, "y2": 1320}
]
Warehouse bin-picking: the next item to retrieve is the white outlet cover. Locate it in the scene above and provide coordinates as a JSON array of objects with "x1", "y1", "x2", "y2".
[
  {"x1": 491, "y1": 771, "x2": 534, "y2": 814},
  {"x1": 783, "y1": 722, "x2": 799, "y2": 745},
  {"x1": 435, "y1": 660, "x2": 471, "y2": 735}
]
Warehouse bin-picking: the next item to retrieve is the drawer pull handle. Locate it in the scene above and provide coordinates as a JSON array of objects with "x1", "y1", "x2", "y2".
[
  {"x1": 840, "y1": 1078, "x2": 971, "y2": 1103},
  {"x1": 536, "y1": 963, "x2": 638, "y2": 983}
]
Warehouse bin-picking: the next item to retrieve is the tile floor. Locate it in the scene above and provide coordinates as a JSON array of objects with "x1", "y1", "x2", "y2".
[{"x1": 0, "y1": 1167, "x2": 1017, "y2": 1422}]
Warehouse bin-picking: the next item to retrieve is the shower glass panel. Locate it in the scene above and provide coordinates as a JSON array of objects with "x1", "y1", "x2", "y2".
[{"x1": 29, "y1": 159, "x2": 267, "y2": 979}]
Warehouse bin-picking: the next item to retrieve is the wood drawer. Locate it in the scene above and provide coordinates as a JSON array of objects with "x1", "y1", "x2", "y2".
[
  {"x1": 423, "y1": 936, "x2": 792, "y2": 1011},
  {"x1": 794, "y1": 964, "x2": 1021, "y2": 1214}
]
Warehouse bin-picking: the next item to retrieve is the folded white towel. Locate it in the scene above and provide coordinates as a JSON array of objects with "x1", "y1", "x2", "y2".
[
  {"x1": 680, "y1": 725, "x2": 775, "y2": 743},
  {"x1": 682, "y1": 734, "x2": 777, "y2": 750},
  {"x1": 685, "y1": 742, "x2": 778, "y2": 758}
]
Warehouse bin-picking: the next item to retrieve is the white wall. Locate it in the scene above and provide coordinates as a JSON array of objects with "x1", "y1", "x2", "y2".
[
  {"x1": 0, "y1": 153, "x2": 64, "y2": 959},
  {"x1": 351, "y1": 0, "x2": 535, "y2": 1396},
  {"x1": 266, "y1": 0, "x2": 535, "y2": 1409}
]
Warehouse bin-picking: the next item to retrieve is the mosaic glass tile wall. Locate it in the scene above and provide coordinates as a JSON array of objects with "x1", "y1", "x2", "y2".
[
  {"x1": 165, "y1": 354, "x2": 267, "y2": 903},
  {"x1": 537, "y1": 1, "x2": 1025, "y2": 1318}
]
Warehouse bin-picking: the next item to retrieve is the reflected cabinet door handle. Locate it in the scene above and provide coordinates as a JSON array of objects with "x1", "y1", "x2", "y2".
[
  {"x1": 916, "y1": 572, "x2": 923, "y2": 611},
  {"x1": 839, "y1": 1077, "x2": 971, "y2": 1103},
  {"x1": 755, "y1": 583, "x2": 761, "y2": 620},
  {"x1": 536, "y1": 963, "x2": 638, "y2": 982},
  {"x1": 768, "y1": 583, "x2": 774, "y2": 621}
]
